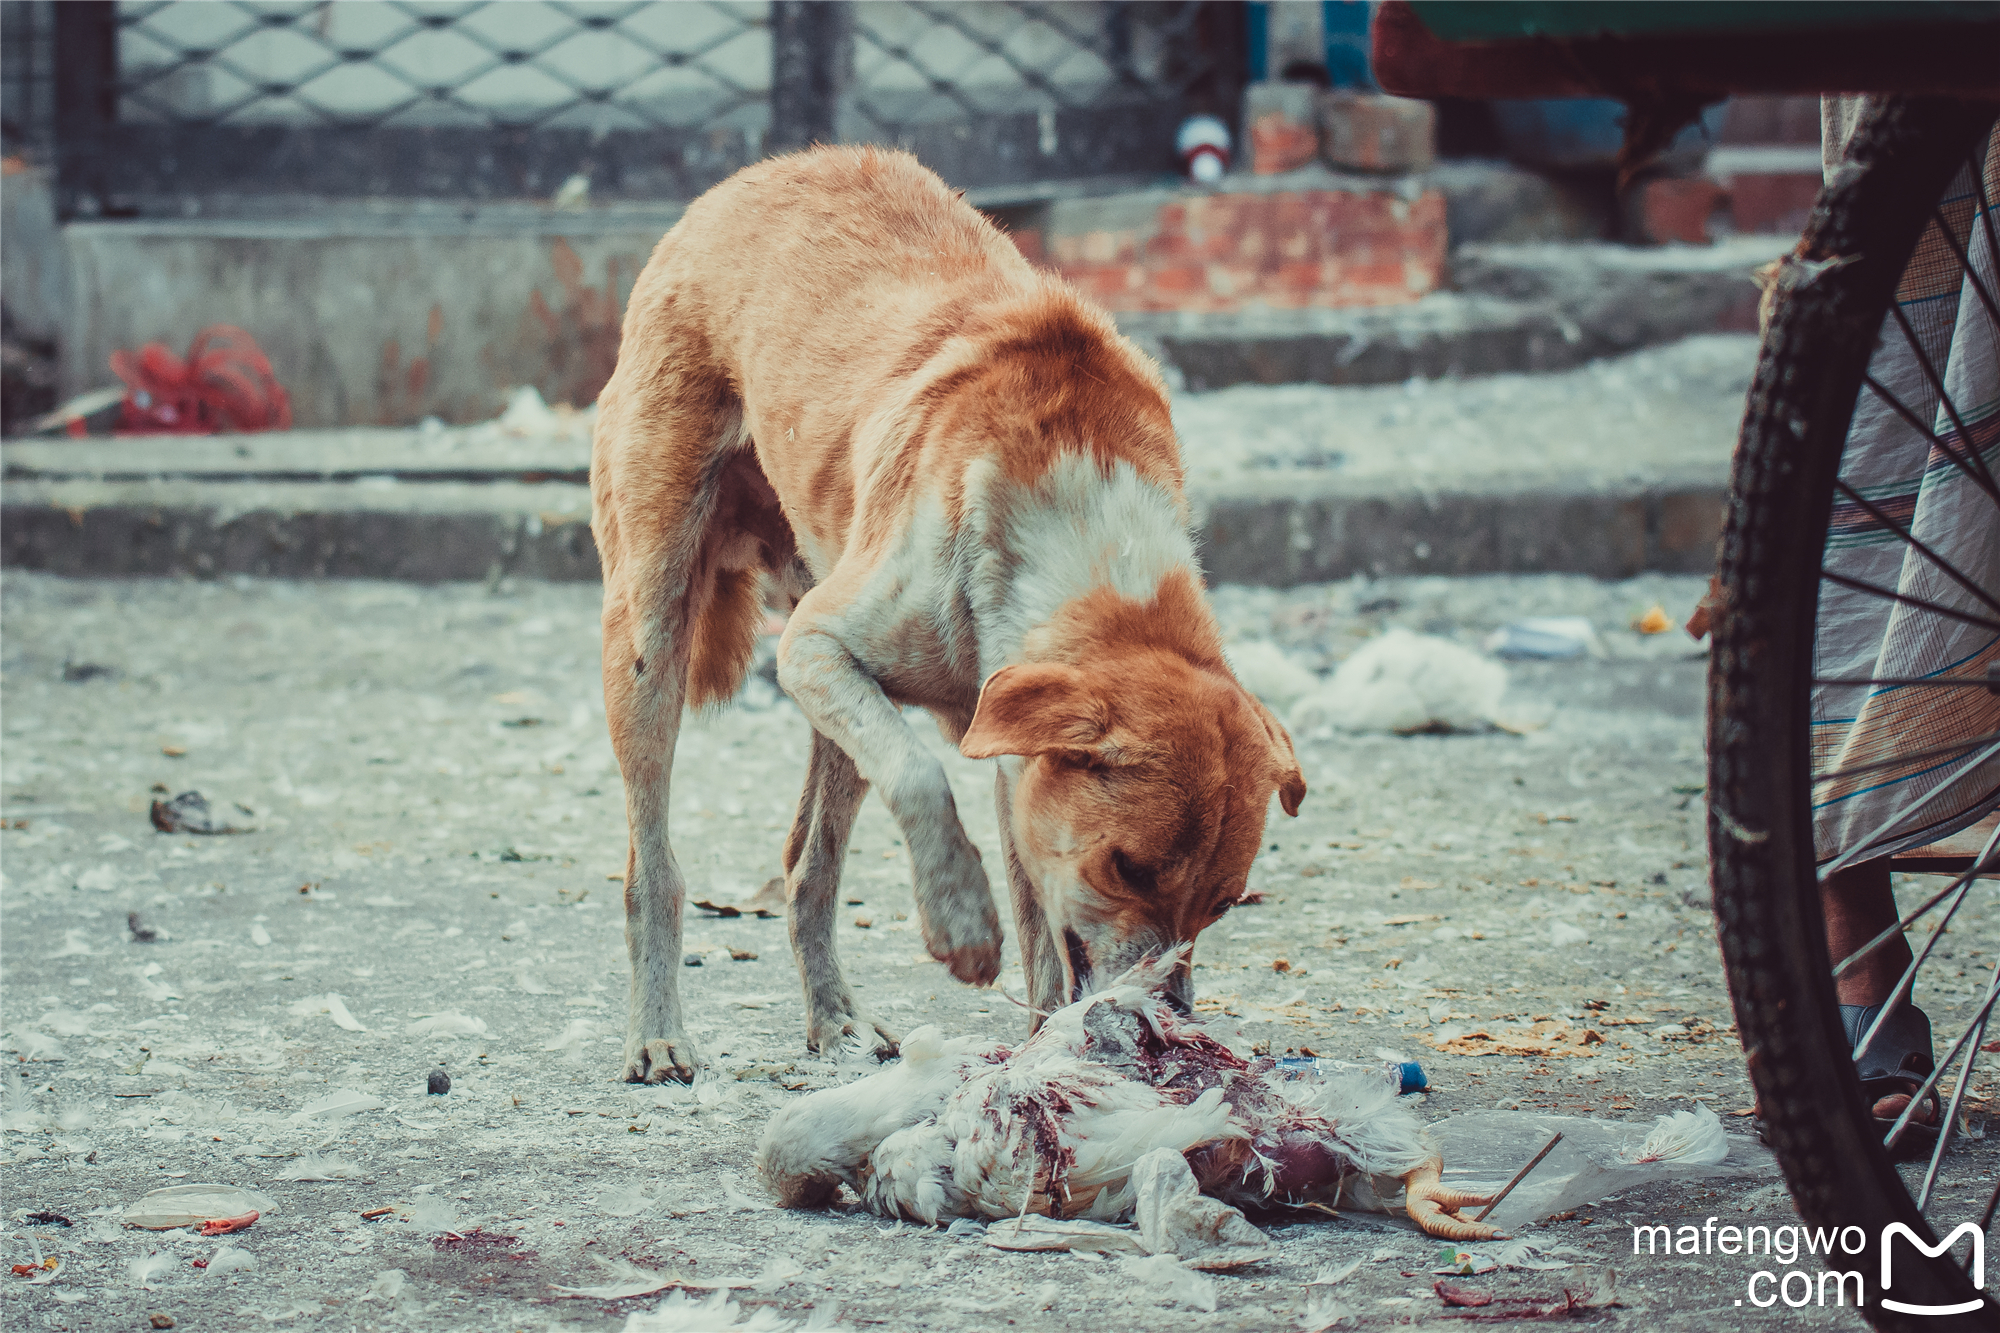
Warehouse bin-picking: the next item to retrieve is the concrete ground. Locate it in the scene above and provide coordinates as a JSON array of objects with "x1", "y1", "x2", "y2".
[{"x1": 3, "y1": 572, "x2": 1989, "y2": 1331}]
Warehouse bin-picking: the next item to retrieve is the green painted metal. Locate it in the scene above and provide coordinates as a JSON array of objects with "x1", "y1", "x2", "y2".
[{"x1": 1407, "y1": 1, "x2": 2000, "y2": 42}]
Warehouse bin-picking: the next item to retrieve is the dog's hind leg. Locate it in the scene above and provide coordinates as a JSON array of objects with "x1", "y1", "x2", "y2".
[
  {"x1": 600, "y1": 548, "x2": 701, "y2": 1083},
  {"x1": 784, "y1": 729, "x2": 897, "y2": 1057},
  {"x1": 595, "y1": 377, "x2": 740, "y2": 1083}
]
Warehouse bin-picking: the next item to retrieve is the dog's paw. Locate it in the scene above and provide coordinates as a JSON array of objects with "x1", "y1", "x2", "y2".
[
  {"x1": 914, "y1": 847, "x2": 1003, "y2": 987},
  {"x1": 806, "y1": 1010, "x2": 899, "y2": 1061},
  {"x1": 623, "y1": 1034, "x2": 702, "y2": 1084}
]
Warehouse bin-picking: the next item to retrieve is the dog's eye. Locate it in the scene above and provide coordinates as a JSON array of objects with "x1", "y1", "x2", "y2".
[
  {"x1": 1111, "y1": 849, "x2": 1157, "y2": 894},
  {"x1": 1212, "y1": 898, "x2": 1235, "y2": 918}
]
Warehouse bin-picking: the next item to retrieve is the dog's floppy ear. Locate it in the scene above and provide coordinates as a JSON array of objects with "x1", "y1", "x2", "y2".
[
  {"x1": 960, "y1": 663, "x2": 1110, "y2": 760},
  {"x1": 1244, "y1": 691, "x2": 1307, "y2": 817}
]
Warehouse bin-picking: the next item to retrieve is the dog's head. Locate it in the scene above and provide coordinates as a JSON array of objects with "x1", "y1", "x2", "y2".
[{"x1": 960, "y1": 651, "x2": 1305, "y2": 1013}]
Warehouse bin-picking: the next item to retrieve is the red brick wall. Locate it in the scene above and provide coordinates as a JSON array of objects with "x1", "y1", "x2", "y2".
[{"x1": 1013, "y1": 188, "x2": 1447, "y2": 313}]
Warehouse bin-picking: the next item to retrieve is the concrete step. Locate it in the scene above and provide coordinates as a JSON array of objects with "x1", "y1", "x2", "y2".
[{"x1": 2, "y1": 337, "x2": 1743, "y2": 587}]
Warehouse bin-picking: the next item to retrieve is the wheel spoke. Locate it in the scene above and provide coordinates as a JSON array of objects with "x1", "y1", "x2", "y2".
[
  {"x1": 1833, "y1": 864, "x2": 1998, "y2": 980},
  {"x1": 1819, "y1": 740, "x2": 2000, "y2": 881},
  {"x1": 1884, "y1": 955, "x2": 2000, "y2": 1153},
  {"x1": 1930, "y1": 203, "x2": 2000, "y2": 338},
  {"x1": 1886, "y1": 302, "x2": 2000, "y2": 499},
  {"x1": 1819, "y1": 569, "x2": 2000, "y2": 636},
  {"x1": 1816, "y1": 727, "x2": 2000, "y2": 786},
  {"x1": 1849, "y1": 820, "x2": 1996, "y2": 1065},
  {"x1": 1833, "y1": 479, "x2": 2000, "y2": 621},
  {"x1": 1916, "y1": 994, "x2": 1992, "y2": 1212},
  {"x1": 1862, "y1": 373, "x2": 2000, "y2": 510}
]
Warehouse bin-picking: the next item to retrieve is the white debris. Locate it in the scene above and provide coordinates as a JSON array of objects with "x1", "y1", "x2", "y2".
[
  {"x1": 274, "y1": 1153, "x2": 362, "y2": 1181},
  {"x1": 1130, "y1": 1147, "x2": 1274, "y2": 1269},
  {"x1": 250, "y1": 923, "x2": 272, "y2": 947},
  {"x1": 38, "y1": 1009, "x2": 95, "y2": 1036},
  {"x1": 1486, "y1": 616, "x2": 1603, "y2": 660},
  {"x1": 1624, "y1": 1104, "x2": 1729, "y2": 1165},
  {"x1": 123, "y1": 1184, "x2": 275, "y2": 1230},
  {"x1": 623, "y1": 1288, "x2": 846, "y2": 1331},
  {"x1": 544, "y1": 1018, "x2": 600, "y2": 1055},
  {"x1": 407, "y1": 1012, "x2": 488, "y2": 1038},
  {"x1": 720, "y1": 1170, "x2": 770, "y2": 1211},
  {"x1": 1550, "y1": 921, "x2": 1589, "y2": 947},
  {"x1": 752, "y1": 1255, "x2": 806, "y2": 1293},
  {"x1": 6, "y1": 1030, "x2": 64, "y2": 1061},
  {"x1": 555, "y1": 1256, "x2": 685, "y2": 1300},
  {"x1": 984, "y1": 1216, "x2": 1148, "y2": 1255},
  {"x1": 404, "y1": 1195, "x2": 459, "y2": 1233},
  {"x1": 360, "y1": 1269, "x2": 407, "y2": 1302},
  {"x1": 290, "y1": 1089, "x2": 384, "y2": 1122},
  {"x1": 51, "y1": 928, "x2": 94, "y2": 957},
  {"x1": 1289, "y1": 629, "x2": 1506, "y2": 734},
  {"x1": 128, "y1": 1251, "x2": 177, "y2": 1288},
  {"x1": 1298, "y1": 1294, "x2": 1356, "y2": 1331},
  {"x1": 1223, "y1": 640, "x2": 1321, "y2": 710},
  {"x1": 498, "y1": 386, "x2": 561, "y2": 436},
  {"x1": 1116, "y1": 1252, "x2": 1217, "y2": 1312},
  {"x1": 205, "y1": 1245, "x2": 258, "y2": 1275},
  {"x1": 136, "y1": 966, "x2": 183, "y2": 1001},
  {"x1": 596, "y1": 1185, "x2": 660, "y2": 1217},
  {"x1": 287, "y1": 993, "x2": 365, "y2": 1031}
]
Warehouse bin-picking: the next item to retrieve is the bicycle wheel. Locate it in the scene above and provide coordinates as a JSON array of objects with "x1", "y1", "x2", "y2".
[{"x1": 1713, "y1": 96, "x2": 2000, "y2": 1332}]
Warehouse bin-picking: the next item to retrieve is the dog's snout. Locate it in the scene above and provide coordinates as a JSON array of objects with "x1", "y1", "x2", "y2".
[{"x1": 1163, "y1": 966, "x2": 1194, "y2": 1015}]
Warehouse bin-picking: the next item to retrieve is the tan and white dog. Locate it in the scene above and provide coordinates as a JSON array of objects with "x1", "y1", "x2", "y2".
[{"x1": 591, "y1": 146, "x2": 1305, "y2": 1083}]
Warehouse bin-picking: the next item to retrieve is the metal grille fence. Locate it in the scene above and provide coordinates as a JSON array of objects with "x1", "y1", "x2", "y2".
[
  {"x1": 36, "y1": 0, "x2": 1244, "y2": 218},
  {"x1": 114, "y1": 1, "x2": 771, "y2": 132},
  {"x1": 1, "y1": 0, "x2": 57, "y2": 161}
]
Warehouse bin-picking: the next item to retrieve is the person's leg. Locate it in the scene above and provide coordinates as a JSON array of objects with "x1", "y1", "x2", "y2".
[
  {"x1": 1821, "y1": 859, "x2": 1937, "y2": 1126},
  {"x1": 1822, "y1": 859, "x2": 1909, "y2": 1005}
]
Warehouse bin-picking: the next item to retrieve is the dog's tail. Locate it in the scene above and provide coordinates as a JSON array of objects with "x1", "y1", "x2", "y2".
[{"x1": 686, "y1": 565, "x2": 762, "y2": 709}]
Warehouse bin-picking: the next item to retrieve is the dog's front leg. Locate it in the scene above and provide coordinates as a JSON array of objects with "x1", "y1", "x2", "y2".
[
  {"x1": 996, "y1": 765, "x2": 1064, "y2": 1026},
  {"x1": 777, "y1": 605, "x2": 1002, "y2": 987}
]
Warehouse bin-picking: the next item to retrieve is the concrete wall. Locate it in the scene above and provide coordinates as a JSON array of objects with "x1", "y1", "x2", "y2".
[
  {"x1": 60, "y1": 210, "x2": 682, "y2": 426},
  {"x1": 1, "y1": 163, "x2": 68, "y2": 344}
]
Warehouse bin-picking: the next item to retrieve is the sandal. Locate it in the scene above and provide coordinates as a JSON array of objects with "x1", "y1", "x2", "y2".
[{"x1": 1842, "y1": 1001, "x2": 1942, "y2": 1159}]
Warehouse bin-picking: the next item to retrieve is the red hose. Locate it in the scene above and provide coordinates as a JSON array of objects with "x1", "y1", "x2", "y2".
[{"x1": 109, "y1": 325, "x2": 291, "y2": 434}]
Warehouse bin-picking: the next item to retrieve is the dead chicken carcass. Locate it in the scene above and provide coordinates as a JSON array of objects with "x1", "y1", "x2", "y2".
[{"x1": 756, "y1": 954, "x2": 1499, "y2": 1241}]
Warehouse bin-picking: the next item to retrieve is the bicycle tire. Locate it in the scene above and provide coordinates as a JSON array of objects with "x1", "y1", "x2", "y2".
[{"x1": 1712, "y1": 95, "x2": 2000, "y2": 1333}]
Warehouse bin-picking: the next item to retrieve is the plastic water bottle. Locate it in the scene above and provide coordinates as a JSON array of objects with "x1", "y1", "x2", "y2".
[{"x1": 1274, "y1": 1055, "x2": 1428, "y2": 1096}]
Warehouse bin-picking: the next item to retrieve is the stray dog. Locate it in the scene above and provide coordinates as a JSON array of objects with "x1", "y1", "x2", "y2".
[{"x1": 592, "y1": 146, "x2": 1305, "y2": 1083}]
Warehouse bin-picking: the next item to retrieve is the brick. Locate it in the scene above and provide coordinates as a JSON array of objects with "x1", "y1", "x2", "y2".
[
  {"x1": 1720, "y1": 95, "x2": 1821, "y2": 145},
  {"x1": 1722, "y1": 171, "x2": 1820, "y2": 235},
  {"x1": 1078, "y1": 229, "x2": 1124, "y2": 264},
  {"x1": 1039, "y1": 184, "x2": 1447, "y2": 314},
  {"x1": 1243, "y1": 82, "x2": 1320, "y2": 175},
  {"x1": 1318, "y1": 92, "x2": 1436, "y2": 173},
  {"x1": 1638, "y1": 177, "x2": 1730, "y2": 245}
]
